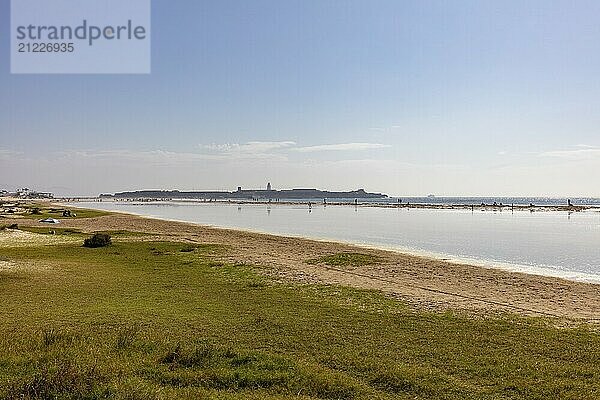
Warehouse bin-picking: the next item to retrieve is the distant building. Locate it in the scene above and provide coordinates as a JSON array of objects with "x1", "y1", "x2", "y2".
[
  {"x1": 11, "y1": 188, "x2": 54, "y2": 199},
  {"x1": 28, "y1": 192, "x2": 54, "y2": 199},
  {"x1": 16, "y1": 188, "x2": 31, "y2": 197},
  {"x1": 267, "y1": 182, "x2": 272, "y2": 191}
]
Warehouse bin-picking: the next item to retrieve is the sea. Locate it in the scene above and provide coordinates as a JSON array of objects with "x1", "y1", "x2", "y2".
[{"x1": 78, "y1": 198, "x2": 600, "y2": 284}]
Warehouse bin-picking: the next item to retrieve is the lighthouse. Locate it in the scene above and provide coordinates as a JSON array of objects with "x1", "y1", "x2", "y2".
[{"x1": 267, "y1": 182, "x2": 272, "y2": 191}]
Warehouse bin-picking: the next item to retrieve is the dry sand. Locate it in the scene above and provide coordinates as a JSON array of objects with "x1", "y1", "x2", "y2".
[
  {"x1": 0, "y1": 260, "x2": 17, "y2": 271},
  {"x1": 0, "y1": 229, "x2": 80, "y2": 247},
  {"x1": 3, "y1": 212, "x2": 600, "y2": 321}
]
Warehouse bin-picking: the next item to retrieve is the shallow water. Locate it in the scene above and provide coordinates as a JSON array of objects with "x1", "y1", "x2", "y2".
[{"x1": 79, "y1": 201, "x2": 600, "y2": 283}]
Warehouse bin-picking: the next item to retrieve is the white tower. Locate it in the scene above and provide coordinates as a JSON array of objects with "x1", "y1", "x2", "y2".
[{"x1": 267, "y1": 182, "x2": 272, "y2": 191}]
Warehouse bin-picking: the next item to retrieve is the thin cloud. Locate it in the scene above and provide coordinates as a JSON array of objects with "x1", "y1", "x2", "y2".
[
  {"x1": 0, "y1": 149, "x2": 25, "y2": 160},
  {"x1": 538, "y1": 145, "x2": 600, "y2": 160},
  {"x1": 54, "y1": 150, "x2": 212, "y2": 165},
  {"x1": 369, "y1": 124, "x2": 402, "y2": 131},
  {"x1": 199, "y1": 141, "x2": 296, "y2": 154},
  {"x1": 57, "y1": 149, "x2": 201, "y2": 160},
  {"x1": 197, "y1": 141, "x2": 391, "y2": 157},
  {"x1": 54, "y1": 148, "x2": 288, "y2": 163},
  {"x1": 294, "y1": 143, "x2": 391, "y2": 153},
  {"x1": 197, "y1": 141, "x2": 296, "y2": 161},
  {"x1": 21, "y1": 141, "x2": 392, "y2": 169}
]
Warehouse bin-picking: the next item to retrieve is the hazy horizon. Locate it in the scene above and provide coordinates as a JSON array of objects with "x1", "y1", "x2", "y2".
[{"x1": 2, "y1": 1, "x2": 600, "y2": 197}]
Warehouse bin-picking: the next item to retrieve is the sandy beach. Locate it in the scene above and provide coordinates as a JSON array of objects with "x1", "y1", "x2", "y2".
[{"x1": 5, "y1": 209, "x2": 600, "y2": 322}]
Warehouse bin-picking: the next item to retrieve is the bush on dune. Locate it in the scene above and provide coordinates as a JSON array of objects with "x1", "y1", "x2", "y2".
[{"x1": 83, "y1": 233, "x2": 112, "y2": 248}]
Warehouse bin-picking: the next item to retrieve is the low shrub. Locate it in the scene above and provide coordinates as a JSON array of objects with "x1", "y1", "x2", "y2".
[
  {"x1": 180, "y1": 245, "x2": 196, "y2": 253},
  {"x1": 83, "y1": 233, "x2": 112, "y2": 248}
]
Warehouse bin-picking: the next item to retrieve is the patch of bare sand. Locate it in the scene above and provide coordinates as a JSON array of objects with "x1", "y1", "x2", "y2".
[
  {"x1": 0, "y1": 259, "x2": 53, "y2": 273},
  {"x1": 0, "y1": 229, "x2": 80, "y2": 248},
  {"x1": 0, "y1": 260, "x2": 16, "y2": 271},
  {"x1": 6, "y1": 213, "x2": 600, "y2": 321}
]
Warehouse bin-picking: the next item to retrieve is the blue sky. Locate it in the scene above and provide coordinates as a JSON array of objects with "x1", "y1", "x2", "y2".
[{"x1": 1, "y1": 0, "x2": 600, "y2": 196}]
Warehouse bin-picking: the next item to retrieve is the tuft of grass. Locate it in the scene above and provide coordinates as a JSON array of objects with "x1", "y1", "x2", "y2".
[
  {"x1": 7, "y1": 359, "x2": 106, "y2": 400},
  {"x1": 98, "y1": 230, "x2": 147, "y2": 237},
  {"x1": 308, "y1": 252, "x2": 383, "y2": 268},
  {"x1": 20, "y1": 226, "x2": 82, "y2": 236},
  {"x1": 179, "y1": 245, "x2": 197, "y2": 253},
  {"x1": 157, "y1": 343, "x2": 361, "y2": 398},
  {"x1": 42, "y1": 328, "x2": 61, "y2": 347},
  {"x1": 116, "y1": 326, "x2": 140, "y2": 350},
  {"x1": 40, "y1": 328, "x2": 73, "y2": 349}
]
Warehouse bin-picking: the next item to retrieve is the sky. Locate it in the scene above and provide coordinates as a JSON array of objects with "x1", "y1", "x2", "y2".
[{"x1": 1, "y1": 0, "x2": 600, "y2": 197}]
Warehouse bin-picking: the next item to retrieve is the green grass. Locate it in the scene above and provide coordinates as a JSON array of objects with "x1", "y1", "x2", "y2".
[
  {"x1": 0, "y1": 238, "x2": 599, "y2": 399},
  {"x1": 18, "y1": 226, "x2": 84, "y2": 236},
  {"x1": 308, "y1": 252, "x2": 383, "y2": 268},
  {"x1": 15, "y1": 227, "x2": 146, "y2": 241}
]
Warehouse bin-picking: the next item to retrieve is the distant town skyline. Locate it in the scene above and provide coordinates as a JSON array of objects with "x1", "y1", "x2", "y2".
[{"x1": 2, "y1": 1, "x2": 600, "y2": 197}]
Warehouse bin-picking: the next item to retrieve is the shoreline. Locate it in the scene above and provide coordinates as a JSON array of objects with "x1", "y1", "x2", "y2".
[
  {"x1": 58, "y1": 197, "x2": 600, "y2": 213},
  {"x1": 62, "y1": 204, "x2": 600, "y2": 285},
  {"x1": 6, "y1": 205, "x2": 600, "y2": 320}
]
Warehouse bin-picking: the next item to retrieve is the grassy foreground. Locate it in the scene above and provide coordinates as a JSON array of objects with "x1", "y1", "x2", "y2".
[{"x1": 0, "y1": 233, "x2": 599, "y2": 399}]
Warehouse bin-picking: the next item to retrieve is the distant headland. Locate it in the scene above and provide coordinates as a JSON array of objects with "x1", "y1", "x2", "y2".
[{"x1": 103, "y1": 184, "x2": 388, "y2": 201}]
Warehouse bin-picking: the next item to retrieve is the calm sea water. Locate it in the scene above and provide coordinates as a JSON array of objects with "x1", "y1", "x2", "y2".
[
  {"x1": 388, "y1": 197, "x2": 600, "y2": 206},
  {"x1": 79, "y1": 201, "x2": 600, "y2": 283}
]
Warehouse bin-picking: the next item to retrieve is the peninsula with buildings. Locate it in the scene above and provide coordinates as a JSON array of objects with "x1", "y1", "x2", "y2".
[
  {"x1": 0, "y1": 188, "x2": 54, "y2": 199},
  {"x1": 104, "y1": 184, "x2": 388, "y2": 201}
]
